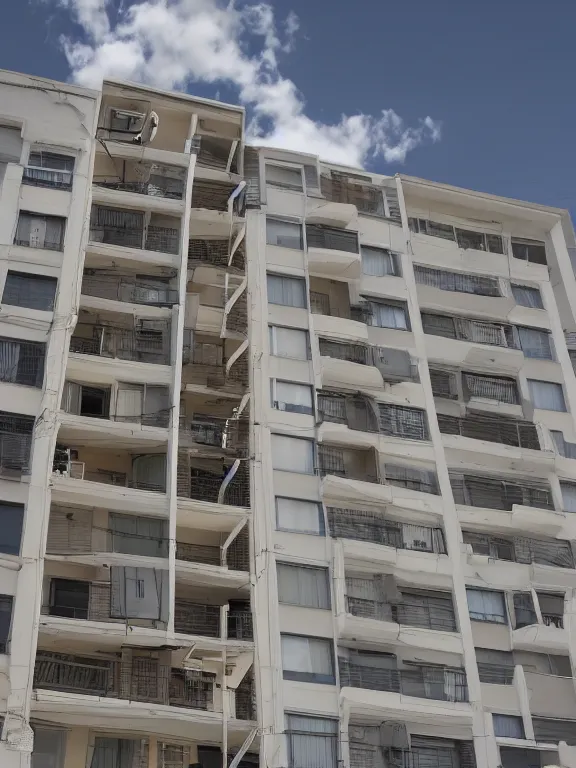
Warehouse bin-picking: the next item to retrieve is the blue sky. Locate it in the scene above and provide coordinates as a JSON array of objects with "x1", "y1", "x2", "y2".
[{"x1": 2, "y1": 0, "x2": 576, "y2": 215}]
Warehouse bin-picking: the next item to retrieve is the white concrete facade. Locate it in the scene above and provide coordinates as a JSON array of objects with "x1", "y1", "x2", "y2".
[{"x1": 1, "y1": 69, "x2": 576, "y2": 768}]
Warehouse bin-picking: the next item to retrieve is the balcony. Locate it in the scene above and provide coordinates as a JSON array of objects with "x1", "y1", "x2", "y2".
[
  {"x1": 309, "y1": 277, "x2": 371, "y2": 341},
  {"x1": 346, "y1": 594, "x2": 457, "y2": 633},
  {"x1": 177, "y1": 453, "x2": 250, "y2": 508},
  {"x1": 34, "y1": 652, "x2": 214, "y2": 710},
  {"x1": 93, "y1": 156, "x2": 185, "y2": 201},
  {"x1": 451, "y1": 474, "x2": 554, "y2": 512},
  {"x1": 463, "y1": 531, "x2": 574, "y2": 569},
  {"x1": 512, "y1": 592, "x2": 568, "y2": 653},
  {"x1": 70, "y1": 312, "x2": 171, "y2": 366},
  {"x1": 179, "y1": 413, "x2": 249, "y2": 456},
  {"x1": 339, "y1": 659, "x2": 468, "y2": 702},
  {"x1": 0, "y1": 411, "x2": 34, "y2": 478},
  {"x1": 350, "y1": 735, "x2": 475, "y2": 768},
  {"x1": 189, "y1": 237, "x2": 245, "y2": 273},
  {"x1": 190, "y1": 180, "x2": 245, "y2": 236},
  {"x1": 174, "y1": 598, "x2": 253, "y2": 640},
  {"x1": 182, "y1": 335, "x2": 248, "y2": 397},
  {"x1": 89, "y1": 206, "x2": 180, "y2": 256},
  {"x1": 81, "y1": 272, "x2": 179, "y2": 310},
  {"x1": 61, "y1": 381, "x2": 170, "y2": 430},
  {"x1": 305, "y1": 223, "x2": 361, "y2": 280},
  {"x1": 318, "y1": 338, "x2": 416, "y2": 391},
  {"x1": 319, "y1": 171, "x2": 387, "y2": 221},
  {"x1": 175, "y1": 528, "x2": 250, "y2": 589}
]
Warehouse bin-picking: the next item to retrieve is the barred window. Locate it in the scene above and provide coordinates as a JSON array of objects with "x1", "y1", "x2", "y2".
[
  {"x1": 414, "y1": 265, "x2": 501, "y2": 296},
  {"x1": 379, "y1": 404, "x2": 429, "y2": 441},
  {"x1": 384, "y1": 464, "x2": 439, "y2": 494},
  {"x1": 306, "y1": 224, "x2": 359, "y2": 254},
  {"x1": 463, "y1": 372, "x2": 518, "y2": 403}
]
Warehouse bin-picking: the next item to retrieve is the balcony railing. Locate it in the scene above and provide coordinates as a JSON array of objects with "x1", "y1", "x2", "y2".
[
  {"x1": 463, "y1": 531, "x2": 574, "y2": 569},
  {"x1": 542, "y1": 613, "x2": 564, "y2": 629},
  {"x1": 173, "y1": 599, "x2": 253, "y2": 640},
  {"x1": 179, "y1": 416, "x2": 249, "y2": 456},
  {"x1": 52, "y1": 451, "x2": 167, "y2": 493},
  {"x1": 81, "y1": 274, "x2": 179, "y2": 306},
  {"x1": 70, "y1": 323, "x2": 170, "y2": 365},
  {"x1": 327, "y1": 507, "x2": 446, "y2": 554},
  {"x1": 176, "y1": 536, "x2": 249, "y2": 571},
  {"x1": 346, "y1": 594, "x2": 457, "y2": 632},
  {"x1": 189, "y1": 238, "x2": 245, "y2": 271},
  {"x1": 0, "y1": 412, "x2": 34, "y2": 476},
  {"x1": 33, "y1": 653, "x2": 214, "y2": 709},
  {"x1": 421, "y1": 312, "x2": 518, "y2": 349},
  {"x1": 318, "y1": 338, "x2": 369, "y2": 365},
  {"x1": 93, "y1": 171, "x2": 184, "y2": 200},
  {"x1": 339, "y1": 660, "x2": 468, "y2": 702},
  {"x1": 177, "y1": 453, "x2": 250, "y2": 507},
  {"x1": 320, "y1": 174, "x2": 386, "y2": 217},
  {"x1": 182, "y1": 336, "x2": 249, "y2": 392},
  {"x1": 46, "y1": 517, "x2": 169, "y2": 558},
  {"x1": 451, "y1": 474, "x2": 554, "y2": 511},
  {"x1": 89, "y1": 224, "x2": 179, "y2": 254},
  {"x1": 438, "y1": 414, "x2": 540, "y2": 450},
  {"x1": 191, "y1": 180, "x2": 244, "y2": 214}
]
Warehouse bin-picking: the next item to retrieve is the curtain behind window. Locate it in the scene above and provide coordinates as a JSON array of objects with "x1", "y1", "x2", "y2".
[
  {"x1": 272, "y1": 435, "x2": 314, "y2": 473},
  {"x1": 266, "y1": 218, "x2": 303, "y2": 249},
  {"x1": 369, "y1": 302, "x2": 407, "y2": 329},
  {"x1": 528, "y1": 380, "x2": 566, "y2": 411},
  {"x1": 512, "y1": 285, "x2": 543, "y2": 309},
  {"x1": 362, "y1": 247, "x2": 395, "y2": 276},
  {"x1": 466, "y1": 589, "x2": 506, "y2": 623},
  {"x1": 276, "y1": 497, "x2": 322, "y2": 534},
  {"x1": 267, "y1": 275, "x2": 306, "y2": 307},
  {"x1": 517, "y1": 327, "x2": 552, "y2": 359},
  {"x1": 270, "y1": 326, "x2": 309, "y2": 359},
  {"x1": 277, "y1": 563, "x2": 330, "y2": 608},
  {"x1": 287, "y1": 716, "x2": 338, "y2": 768}
]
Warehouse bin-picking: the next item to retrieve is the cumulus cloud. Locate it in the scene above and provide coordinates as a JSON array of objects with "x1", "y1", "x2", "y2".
[{"x1": 57, "y1": 0, "x2": 441, "y2": 167}]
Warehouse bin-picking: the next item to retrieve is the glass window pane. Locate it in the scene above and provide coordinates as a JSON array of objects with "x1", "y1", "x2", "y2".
[
  {"x1": 361, "y1": 246, "x2": 396, "y2": 276},
  {"x1": 466, "y1": 588, "x2": 507, "y2": 623},
  {"x1": 0, "y1": 502, "x2": 23, "y2": 555},
  {"x1": 274, "y1": 381, "x2": 314, "y2": 415},
  {"x1": 267, "y1": 274, "x2": 306, "y2": 307},
  {"x1": 266, "y1": 218, "x2": 303, "y2": 249},
  {"x1": 270, "y1": 326, "x2": 309, "y2": 360},
  {"x1": 517, "y1": 327, "x2": 552, "y2": 360},
  {"x1": 272, "y1": 435, "x2": 315, "y2": 473},
  {"x1": 493, "y1": 714, "x2": 525, "y2": 739},
  {"x1": 276, "y1": 497, "x2": 323, "y2": 534},
  {"x1": 512, "y1": 284, "x2": 543, "y2": 309},
  {"x1": 369, "y1": 302, "x2": 408, "y2": 330},
  {"x1": 281, "y1": 634, "x2": 334, "y2": 683},
  {"x1": 277, "y1": 563, "x2": 330, "y2": 608},
  {"x1": 266, "y1": 165, "x2": 303, "y2": 191},
  {"x1": 528, "y1": 379, "x2": 566, "y2": 411},
  {"x1": 2, "y1": 271, "x2": 57, "y2": 311},
  {"x1": 561, "y1": 483, "x2": 576, "y2": 513}
]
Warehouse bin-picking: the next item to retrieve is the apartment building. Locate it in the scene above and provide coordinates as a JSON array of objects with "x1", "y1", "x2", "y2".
[{"x1": 1, "y1": 68, "x2": 576, "y2": 768}]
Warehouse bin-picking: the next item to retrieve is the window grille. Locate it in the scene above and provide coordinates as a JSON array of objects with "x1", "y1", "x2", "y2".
[
  {"x1": 305, "y1": 224, "x2": 359, "y2": 253},
  {"x1": 430, "y1": 369, "x2": 458, "y2": 399},
  {"x1": 378, "y1": 404, "x2": 428, "y2": 440},
  {"x1": 438, "y1": 414, "x2": 540, "y2": 450},
  {"x1": 0, "y1": 337, "x2": 45, "y2": 387},
  {"x1": 384, "y1": 463, "x2": 439, "y2": 494},
  {"x1": 318, "y1": 338, "x2": 368, "y2": 364},
  {"x1": 463, "y1": 372, "x2": 519, "y2": 403},
  {"x1": 414, "y1": 265, "x2": 501, "y2": 296},
  {"x1": 451, "y1": 474, "x2": 553, "y2": 511}
]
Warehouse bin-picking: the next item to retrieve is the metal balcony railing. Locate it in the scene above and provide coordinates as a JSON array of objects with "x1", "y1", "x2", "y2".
[
  {"x1": 44, "y1": 581, "x2": 112, "y2": 622},
  {"x1": 339, "y1": 660, "x2": 468, "y2": 702},
  {"x1": 81, "y1": 274, "x2": 179, "y2": 306},
  {"x1": 93, "y1": 176, "x2": 184, "y2": 200},
  {"x1": 70, "y1": 323, "x2": 170, "y2": 365},
  {"x1": 89, "y1": 224, "x2": 179, "y2": 254},
  {"x1": 189, "y1": 238, "x2": 245, "y2": 271},
  {"x1": 463, "y1": 531, "x2": 574, "y2": 568},
  {"x1": 176, "y1": 542, "x2": 221, "y2": 566},
  {"x1": 414, "y1": 265, "x2": 501, "y2": 296},
  {"x1": 318, "y1": 338, "x2": 369, "y2": 364},
  {"x1": 542, "y1": 613, "x2": 564, "y2": 629},
  {"x1": 33, "y1": 653, "x2": 214, "y2": 709},
  {"x1": 46, "y1": 519, "x2": 169, "y2": 558},
  {"x1": 0, "y1": 338, "x2": 45, "y2": 388},
  {"x1": 451, "y1": 474, "x2": 554, "y2": 511},
  {"x1": 177, "y1": 454, "x2": 250, "y2": 507},
  {"x1": 174, "y1": 600, "x2": 221, "y2": 637},
  {"x1": 346, "y1": 595, "x2": 457, "y2": 632},
  {"x1": 421, "y1": 312, "x2": 518, "y2": 349},
  {"x1": 327, "y1": 507, "x2": 446, "y2": 554},
  {"x1": 320, "y1": 174, "x2": 385, "y2": 217},
  {"x1": 182, "y1": 337, "x2": 249, "y2": 391},
  {"x1": 179, "y1": 416, "x2": 249, "y2": 455},
  {"x1": 191, "y1": 180, "x2": 244, "y2": 214},
  {"x1": 228, "y1": 611, "x2": 253, "y2": 640},
  {"x1": 438, "y1": 413, "x2": 540, "y2": 450}
]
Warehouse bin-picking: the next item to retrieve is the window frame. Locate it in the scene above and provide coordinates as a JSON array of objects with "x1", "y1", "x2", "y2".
[
  {"x1": 2, "y1": 270, "x2": 58, "y2": 312},
  {"x1": 271, "y1": 434, "x2": 316, "y2": 474},
  {"x1": 275, "y1": 496, "x2": 325, "y2": 536},
  {"x1": 511, "y1": 283, "x2": 544, "y2": 310},
  {"x1": 511, "y1": 237, "x2": 547, "y2": 265},
  {"x1": 266, "y1": 216, "x2": 304, "y2": 250},
  {"x1": 493, "y1": 714, "x2": 525, "y2": 739},
  {"x1": 281, "y1": 632, "x2": 336, "y2": 684},
  {"x1": 14, "y1": 211, "x2": 66, "y2": 252},
  {"x1": 0, "y1": 594, "x2": 14, "y2": 653},
  {"x1": 269, "y1": 325, "x2": 311, "y2": 361},
  {"x1": 271, "y1": 379, "x2": 315, "y2": 416},
  {"x1": 277, "y1": 562, "x2": 331, "y2": 609},
  {"x1": 0, "y1": 502, "x2": 24, "y2": 557},
  {"x1": 466, "y1": 587, "x2": 508, "y2": 624},
  {"x1": 266, "y1": 272, "x2": 307, "y2": 308},
  {"x1": 265, "y1": 161, "x2": 305, "y2": 193},
  {"x1": 23, "y1": 148, "x2": 75, "y2": 190},
  {"x1": 285, "y1": 714, "x2": 339, "y2": 768},
  {"x1": 527, "y1": 379, "x2": 567, "y2": 412},
  {"x1": 361, "y1": 245, "x2": 400, "y2": 277},
  {"x1": 367, "y1": 298, "x2": 411, "y2": 330}
]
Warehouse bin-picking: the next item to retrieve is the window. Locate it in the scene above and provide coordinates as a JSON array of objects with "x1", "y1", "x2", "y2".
[
  {"x1": 528, "y1": 379, "x2": 566, "y2": 412},
  {"x1": 281, "y1": 634, "x2": 335, "y2": 683},
  {"x1": 91, "y1": 737, "x2": 148, "y2": 768},
  {"x1": 414, "y1": 265, "x2": 501, "y2": 296},
  {"x1": 269, "y1": 326, "x2": 310, "y2": 360},
  {"x1": 409, "y1": 218, "x2": 504, "y2": 253},
  {"x1": 0, "y1": 337, "x2": 45, "y2": 387},
  {"x1": 266, "y1": 164, "x2": 303, "y2": 192},
  {"x1": 267, "y1": 218, "x2": 303, "y2": 249},
  {"x1": 272, "y1": 435, "x2": 315, "y2": 473},
  {"x1": 272, "y1": 380, "x2": 314, "y2": 415},
  {"x1": 560, "y1": 482, "x2": 576, "y2": 513},
  {"x1": 61, "y1": 382, "x2": 111, "y2": 418},
  {"x1": 305, "y1": 224, "x2": 359, "y2": 254},
  {"x1": 512, "y1": 284, "x2": 544, "y2": 309},
  {"x1": 361, "y1": 246, "x2": 399, "y2": 276},
  {"x1": 409, "y1": 217, "x2": 456, "y2": 241},
  {"x1": 267, "y1": 274, "x2": 306, "y2": 308},
  {"x1": 464, "y1": 372, "x2": 519, "y2": 404},
  {"x1": 31, "y1": 726, "x2": 67, "y2": 768},
  {"x1": 277, "y1": 563, "x2": 331, "y2": 609},
  {"x1": 24, "y1": 149, "x2": 74, "y2": 190},
  {"x1": 14, "y1": 212, "x2": 65, "y2": 251},
  {"x1": 379, "y1": 404, "x2": 429, "y2": 440},
  {"x1": 512, "y1": 237, "x2": 547, "y2": 265},
  {"x1": 49, "y1": 578, "x2": 89, "y2": 619},
  {"x1": 286, "y1": 714, "x2": 338, "y2": 768},
  {"x1": 466, "y1": 588, "x2": 507, "y2": 624},
  {"x1": 493, "y1": 715, "x2": 525, "y2": 739},
  {"x1": 2, "y1": 271, "x2": 57, "y2": 311},
  {"x1": 109, "y1": 513, "x2": 168, "y2": 557},
  {"x1": 430, "y1": 369, "x2": 458, "y2": 400},
  {"x1": 368, "y1": 300, "x2": 409, "y2": 330},
  {"x1": 499, "y1": 748, "x2": 552, "y2": 768},
  {"x1": 516, "y1": 327, "x2": 552, "y2": 359},
  {"x1": 0, "y1": 411, "x2": 34, "y2": 474},
  {"x1": 384, "y1": 464, "x2": 439, "y2": 494},
  {"x1": 475, "y1": 648, "x2": 515, "y2": 684},
  {"x1": 0, "y1": 595, "x2": 12, "y2": 652},
  {"x1": 276, "y1": 497, "x2": 324, "y2": 535},
  {"x1": 0, "y1": 502, "x2": 23, "y2": 556},
  {"x1": 0, "y1": 125, "x2": 22, "y2": 163}
]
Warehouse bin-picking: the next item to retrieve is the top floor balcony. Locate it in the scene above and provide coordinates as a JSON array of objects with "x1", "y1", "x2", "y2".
[{"x1": 93, "y1": 154, "x2": 186, "y2": 201}]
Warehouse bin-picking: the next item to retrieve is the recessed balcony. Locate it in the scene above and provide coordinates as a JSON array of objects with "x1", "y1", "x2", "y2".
[
  {"x1": 80, "y1": 270, "x2": 178, "y2": 318},
  {"x1": 89, "y1": 205, "x2": 181, "y2": 261},
  {"x1": 182, "y1": 333, "x2": 248, "y2": 398}
]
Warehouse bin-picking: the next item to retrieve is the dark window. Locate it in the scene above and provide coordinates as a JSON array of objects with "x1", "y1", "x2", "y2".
[
  {"x1": 305, "y1": 224, "x2": 359, "y2": 254},
  {"x1": 0, "y1": 337, "x2": 45, "y2": 387},
  {"x1": 0, "y1": 502, "x2": 23, "y2": 556},
  {"x1": 0, "y1": 411, "x2": 34, "y2": 475},
  {"x1": 23, "y1": 150, "x2": 74, "y2": 190},
  {"x1": 512, "y1": 284, "x2": 544, "y2": 309},
  {"x1": 511, "y1": 237, "x2": 547, "y2": 265},
  {"x1": 2, "y1": 271, "x2": 57, "y2": 311},
  {"x1": 500, "y1": 747, "x2": 551, "y2": 768},
  {"x1": 81, "y1": 386, "x2": 110, "y2": 418},
  {"x1": 0, "y1": 595, "x2": 13, "y2": 653},
  {"x1": 14, "y1": 212, "x2": 65, "y2": 251},
  {"x1": 475, "y1": 648, "x2": 515, "y2": 684},
  {"x1": 493, "y1": 714, "x2": 525, "y2": 739},
  {"x1": 49, "y1": 578, "x2": 89, "y2": 619}
]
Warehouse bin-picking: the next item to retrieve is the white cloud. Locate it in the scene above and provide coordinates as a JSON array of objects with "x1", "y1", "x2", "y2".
[{"x1": 57, "y1": 0, "x2": 441, "y2": 167}]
